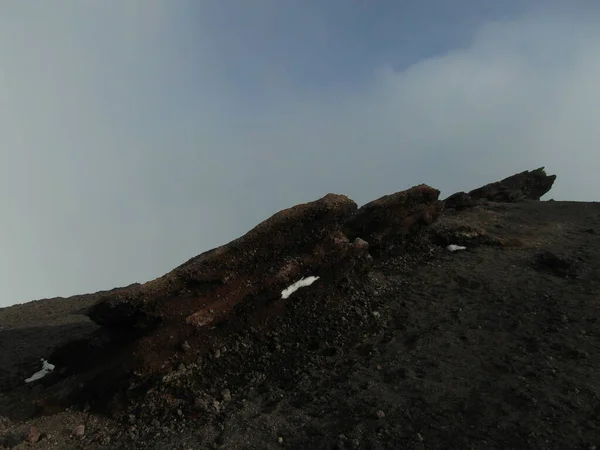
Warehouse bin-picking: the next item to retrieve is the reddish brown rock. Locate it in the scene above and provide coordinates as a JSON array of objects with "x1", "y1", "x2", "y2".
[
  {"x1": 468, "y1": 167, "x2": 556, "y2": 203},
  {"x1": 89, "y1": 194, "x2": 359, "y2": 329},
  {"x1": 86, "y1": 186, "x2": 444, "y2": 376},
  {"x1": 87, "y1": 193, "x2": 371, "y2": 374},
  {"x1": 344, "y1": 184, "x2": 443, "y2": 255}
]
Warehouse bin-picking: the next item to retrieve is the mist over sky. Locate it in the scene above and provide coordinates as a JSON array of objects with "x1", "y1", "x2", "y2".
[{"x1": 1, "y1": 1, "x2": 599, "y2": 306}]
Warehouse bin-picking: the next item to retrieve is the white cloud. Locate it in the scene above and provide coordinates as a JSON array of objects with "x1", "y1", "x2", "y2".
[{"x1": 0, "y1": 5, "x2": 599, "y2": 306}]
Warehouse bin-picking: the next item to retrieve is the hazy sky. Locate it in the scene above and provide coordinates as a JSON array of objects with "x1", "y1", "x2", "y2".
[{"x1": 1, "y1": 1, "x2": 599, "y2": 306}]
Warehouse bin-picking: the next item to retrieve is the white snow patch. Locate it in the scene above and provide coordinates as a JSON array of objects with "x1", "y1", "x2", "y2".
[
  {"x1": 25, "y1": 358, "x2": 55, "y2": 383},
  {"x1": 447, "y1": 244, "x2": 467, "y2": 252},
  {"x1": 281, "y1": 276, "x2": 320, "y2": 299}
]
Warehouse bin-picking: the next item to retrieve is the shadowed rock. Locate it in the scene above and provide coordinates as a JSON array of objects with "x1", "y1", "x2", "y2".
[
  {"x1": 84, "y1": 186, "x2": 444, "y2": 376},
  {"x1": 88, "y1": 193, "x2": 361, "y2": 333},
  {"x1": 344, "y1": 184, "x2": 443, "y2": 256},
  {"x1": 468, "y1": 167, "x2": 556, "y2": 203},
  {"x1": 443, "y1": 167, "x2": 556, "y2": 208}
]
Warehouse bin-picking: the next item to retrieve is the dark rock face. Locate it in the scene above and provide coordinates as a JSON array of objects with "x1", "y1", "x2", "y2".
[
  {"x1": 85, "y1": 186, "x2": 444, "y2": 376},
  {"x1": 88, "y1": 193, "x2": 361, "y2": 331},
  {"x1": 443, "y1": 191, "x2": 472, "y2": 210},
  {"x1": 468, "y1": 167, "x2": 556, "y2": 203},
  {"x1": 443, "y1": 167, "x2": 556, "y2": 208},
  {"x1": 86, "y1": 194, "x2": 373, "y2": 376},
  {"x1": 344, "y1": 184, "x2": 443, "y2": 256}
]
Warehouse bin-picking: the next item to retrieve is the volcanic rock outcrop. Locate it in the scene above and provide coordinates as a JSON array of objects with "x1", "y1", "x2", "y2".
[
  {"x1": 344, "y1": 184, "x2": 442, "y2": 256},
  {"x1": 84, "y1": 170, "x2": 555, "y2": 378},
  {"x1": 86, "y1": 185, "x2": 444, "y2": 376},
  {"x1": 444, "y1": 167, "x2": 556, "y2": 209}
]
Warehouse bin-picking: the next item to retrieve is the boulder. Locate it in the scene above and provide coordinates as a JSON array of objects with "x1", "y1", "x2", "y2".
[
  {"x1": 344, "y1": 184, "x2": 443, "y2": 256},
  {"x1": 443, "y1": 191, "x2": 472, "y2": 210},
  {"x1": 468, "y1": 167, "x2": 556, "y2": 203},
  {"x1": 87, "y1": 193, "x2": 373, "y2": 373},
  {"x1": 89, "y1": 193, "x2": 361, "y2": 330},
  {"x1": 443, "y1": 167, "x2": 556, "y2": 209}
]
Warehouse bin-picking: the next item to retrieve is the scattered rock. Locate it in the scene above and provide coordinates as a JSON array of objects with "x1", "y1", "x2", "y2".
[
  {"x1": 375, "y1": 410, "x2": 386, "y2": 419},
  {"x1": 181, "y1": 341, "x2": 191, "y2": 352}
]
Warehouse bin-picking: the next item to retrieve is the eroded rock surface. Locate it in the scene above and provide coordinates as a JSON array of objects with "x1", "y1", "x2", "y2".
[
  {"x1": 88, "y1": 193, "x2": 360, "y2": 331},
  {"x1": 468, "y1": 167, "x2": 556, "y2": 203},
  {"x1": 444, "y1": 167, "x2": 556, "y2": 208},
  {"x1": 344, "y1": 184, "x2": 443, "y2": 256}
]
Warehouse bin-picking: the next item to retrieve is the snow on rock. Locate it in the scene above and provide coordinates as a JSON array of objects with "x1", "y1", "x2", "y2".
[
  {"x1": 447, "y1": 244, "x2": 467, "y2": 252},
  {"x1": 25, "y1": 358, "x2": 55, "y2": 383},
  {"x1": 281, "y1": 276, "x2": 320, "y2": 299}
]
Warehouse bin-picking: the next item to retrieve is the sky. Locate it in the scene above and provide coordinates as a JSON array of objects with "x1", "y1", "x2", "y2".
[{"x1": 1, "y1": 1, "x2": 599, "y2": 306}]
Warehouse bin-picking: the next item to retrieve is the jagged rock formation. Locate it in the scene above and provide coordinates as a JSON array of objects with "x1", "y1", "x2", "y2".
[
  {"x1": 41, "y1": 168, "x2": 555, "y2": 383},
  {"x1": 87, "y1": 186, "x2": 443, "y2": 376},
  {"x1": 344, "y1": 184, "x2": 442, "y2": 256},
  {"x1": 444, "y1": 167, "x2": 556, "y2": 209},
  {"x1": 89, "y1": 193, "x2": 360, "y2": 330}
]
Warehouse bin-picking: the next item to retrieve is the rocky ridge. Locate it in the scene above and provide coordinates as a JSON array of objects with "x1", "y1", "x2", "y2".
[{"x1": 5, "y1": 167, "x2": 598, "y2": 450}]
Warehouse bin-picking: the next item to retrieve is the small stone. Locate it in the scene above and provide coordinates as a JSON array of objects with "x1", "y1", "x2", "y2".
[
  {"x1": 177, "y1": 409, "x2": 183, "y2": 417},
  {"x1": 181, "y1": 340, "x2": 191, "y2": 351},
  {"x1": 353, "y1": 238, "x2": 369, "y2": 251},
  {"x1": 213, "y1": 348, "x2": 221, "y2": 359},
  {"x1": 221, "y1": 389, "x2": 232, "y2": 402},
  {"x1": 375, "y1": 410, "x2": 386, "y2": 419},
  {"x1": 278, "y1": 436, "x2": 284, "y2": 444},
  {"x1": 376, "y1": 365, "x2": 383, "y2": 371},
  {"x1": 372, "y1": 311, "x2": 381, "y2": 319},
  {"x1": 152, "y1": 419, "x2": 160, "y2": 428},
  {"x1": 74, "y1": 424, "x2": 85, "y2": 438},
  {"x1": 416, "y1": 433, "x2": 423, "y2": 442},
  {"x1": 25, "y1": 426, "x2": 41, "y2": 443}
]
